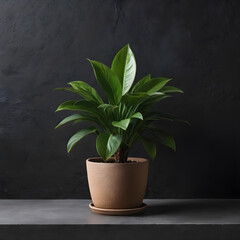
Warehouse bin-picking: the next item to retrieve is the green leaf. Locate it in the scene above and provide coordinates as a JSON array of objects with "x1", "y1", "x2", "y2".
[
  {"x1": 111, "y1": 44, "x2": 136, "y2": 95},
  {"x1": 160, "y1": 86, "x2": 183, "y2": 93},
  {"x1": 112, "y1": 112, "x2": 143, "y2": 130},
  {"x1": 55, "y1": 100, "x2": 82, "y2": 111},
  {"x1": 130, "y1": 112, "x2": 143, "y2": 120},
  {"x1": 56, "y1": 100, "x2": 98, "y2": 113},
  {"x1": 141, "y1": 136, "x2": 156, "y2": 160},
  {"x1": 67, "y1": 127, "x2": 98, "y2": 153},
  {"x1": 68, "y1": 81, "x2": 103, "y2": 104},
  {"x1": 98, "y1": 104, "x2": 119, "y2": 122},
  {"x1": 88, "y1": 59, "x2": 122, "y2": 104},
  {"x1": 98, "y1": 103, "x2": 118, "y2": 112},
  {"x1": 55, "y1": 114, "x2": 87, "y2": 129},
  {"x1": 122, "y1": 92, "x2": 149, "y2": 106},
  {"x1": 140, "y1": 94, "x2": 171, "y2": 112},
  {"x1": 96, "y1": 133, "x2": 122, "y2": 160},
  {"x1": 54, "y1": 84, "x2": 103, "y2": 104},
  {"x1": 156, "y1": 130, "x2": 176, "y2": 151},
  {"x1": 123, "y1": 92, "x2": 168, "y2": 109},
  {"x1": 112, "y1": 119, "x2": 130, "y2": 130},
  {"x1": 147, "y1": 93, "x2": 171, "y2": 103},
  {"x1": 54, "y1": 87, "x2": 79, "y2": 93},
  {"x1": 133, "y1": 77, "x2": 172, "y2": 94},
  {"x1": 132, "y1": 74, "x2": 151, "y2": 93},
  {"x1": 148, "y1": 127, "x2": 176, "y2": 151},
  {"x1": 145, "y1": 112, "x2": 190, "y2": 125}
]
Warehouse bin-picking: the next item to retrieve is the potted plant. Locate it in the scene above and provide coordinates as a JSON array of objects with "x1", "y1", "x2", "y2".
[{"x1": 55, "y1": 44, "x2": 185, "y2": 215}]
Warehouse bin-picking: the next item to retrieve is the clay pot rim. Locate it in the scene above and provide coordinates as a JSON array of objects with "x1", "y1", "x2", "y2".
[{"x1": 86, "y1": 157, "x2": 148, "y2": 165}]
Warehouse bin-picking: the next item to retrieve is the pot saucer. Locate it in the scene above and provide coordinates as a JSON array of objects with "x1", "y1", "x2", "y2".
[{"x1": 89, "y1": 202, "x2": 147, "y2": 215}]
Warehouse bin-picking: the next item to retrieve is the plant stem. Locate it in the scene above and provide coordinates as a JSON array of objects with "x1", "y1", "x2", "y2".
[{"x1": 114, "y1": 145, "x2": 129, "y2": 163}]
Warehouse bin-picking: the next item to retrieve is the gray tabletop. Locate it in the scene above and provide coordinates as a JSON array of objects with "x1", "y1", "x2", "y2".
[{"x1": 0, "y1": 199, "x2": 239, "y2": 225}]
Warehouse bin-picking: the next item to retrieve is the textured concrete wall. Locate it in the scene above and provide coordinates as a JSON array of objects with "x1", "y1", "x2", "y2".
[{"x1": 0, "y1": 0, "x2": 239, "y2": 198}]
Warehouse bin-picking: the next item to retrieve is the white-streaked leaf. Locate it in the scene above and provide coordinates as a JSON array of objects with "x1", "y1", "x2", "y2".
[{"x1": 111, "y1": 44, "x2": 136, "y2": 95}]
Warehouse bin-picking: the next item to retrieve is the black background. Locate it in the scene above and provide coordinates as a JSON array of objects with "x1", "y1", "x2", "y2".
[{"x1": 0, "y1": 0, "x2": 239, "y2": 199}]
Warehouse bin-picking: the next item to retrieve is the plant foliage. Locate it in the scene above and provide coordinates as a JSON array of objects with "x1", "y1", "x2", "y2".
[{"x1": 55, "y1": 44, "x2": 187, "y2": 162}]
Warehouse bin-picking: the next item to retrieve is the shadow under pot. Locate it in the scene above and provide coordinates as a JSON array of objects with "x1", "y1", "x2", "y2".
[{"x1": 86, "y1": 157, "x2": 148, "y2": 211}]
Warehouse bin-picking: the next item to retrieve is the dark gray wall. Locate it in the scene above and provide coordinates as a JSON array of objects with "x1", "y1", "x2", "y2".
[{"x1": 0, "y1": 0, "x2": 240, "y2": 198}]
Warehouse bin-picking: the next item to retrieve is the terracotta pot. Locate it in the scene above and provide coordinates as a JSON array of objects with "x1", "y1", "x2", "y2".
[{"x1": 86, "y1": 157, "x2": 148, "y2": 209}]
